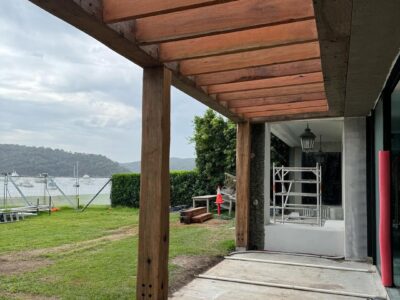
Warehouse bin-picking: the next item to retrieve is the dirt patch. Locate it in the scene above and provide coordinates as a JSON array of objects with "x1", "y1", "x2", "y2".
[
  {"x1": 35, "y1": 226, "x2": 138, "y2": 257},
  {"x1": 0, "y1": 255, "x2": 52, "y2": 276},
  {"x1": 0, "y1": 291, "x2": 58, "y2": 300},
  {"x1": 169, "y1": 255, "x2": 223, "y2": 295},
  {"x1": 171, "y1": 217, "x2": 232, "y2": 229},
  {"x1": 0, "y1": 225, "x2": 138, "y2": 276}
]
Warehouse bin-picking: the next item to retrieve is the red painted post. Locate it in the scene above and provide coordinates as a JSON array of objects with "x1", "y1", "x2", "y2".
[{"x1": 379, "y1": 150, "x2": 392, "y2": 287}]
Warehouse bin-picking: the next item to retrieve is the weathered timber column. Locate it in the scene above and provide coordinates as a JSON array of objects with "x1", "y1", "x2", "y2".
[
  {"x1": 236, "y1": 121, "x2": 251, "y2": 250},
  {"x1": 137, "y1": 67, "x2": 171, "y2": 300}
]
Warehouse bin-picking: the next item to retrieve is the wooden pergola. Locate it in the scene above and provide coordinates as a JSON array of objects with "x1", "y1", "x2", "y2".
[{"x1": 28, "y1": 1, "x2": 351, "y2": 299}]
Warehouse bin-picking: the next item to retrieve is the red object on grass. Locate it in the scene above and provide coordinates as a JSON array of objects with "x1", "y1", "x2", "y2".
[
  {"x1": 379, "y1": 150, "x2": 392, "y2": 287},
  {"x1": 215, "y1": 187, "x2": 224, "y2": 216}
]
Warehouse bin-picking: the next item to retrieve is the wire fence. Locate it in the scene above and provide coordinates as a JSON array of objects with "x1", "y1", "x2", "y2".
[{"x1": 1, "y1": 175, "x2": 111, "y2": 209}]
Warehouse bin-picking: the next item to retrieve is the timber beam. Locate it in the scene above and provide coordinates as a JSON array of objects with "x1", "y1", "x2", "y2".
[
  {"x1": 227, "y1": 92, "x2": 326, "y2": 109},
  {"x1": 134, "y1": 0, "x2": 315, "y2": 44},
  {"x1": 103, "y1": 0, "x2": 238, "y2": 22},
  {"x1": 195, "y1": 59, "x2": 322, "y2": 86},
  {"x1": 208, "y1": 72, "x2": 323, "y2": 94},
  {"x1": 250, "y1": 110, "x2": 337, "y2": 123},
  {"x1": 243, "y1": 105, "x2": 328, "y2": 119},
  {"x1": 180, "y1": 42, "x2": 321, "y2": 76},
  {"x1": 233, "y1": 99, "x2": 328, "y2": 114},
  {"x1": 159, "y1": 19, "x2": 318, "y2": 62},
  {"x1": 218, "y1": 82, "x2": 325, "y2": 101}
]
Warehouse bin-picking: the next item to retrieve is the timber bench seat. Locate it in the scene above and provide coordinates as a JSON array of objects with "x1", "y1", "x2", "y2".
[{"x1": 191, "y1": 212, "x2": 213, "y2": 223}]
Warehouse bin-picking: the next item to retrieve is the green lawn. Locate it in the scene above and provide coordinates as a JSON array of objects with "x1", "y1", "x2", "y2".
[{"x1": 0, "y1": 207, "x2": 235, "y2": 299}]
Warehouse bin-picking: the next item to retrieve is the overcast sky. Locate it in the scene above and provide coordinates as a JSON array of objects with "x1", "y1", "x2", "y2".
[{"x1": 0, "y1": 1, "x2": 208, "y2": 163}]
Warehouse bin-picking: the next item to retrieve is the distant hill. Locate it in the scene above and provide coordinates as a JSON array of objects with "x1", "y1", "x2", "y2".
[
  {"x1": 121, "y1": 157, "x2": 196, "y2": 173},
  {"x1": 0, "y1": 144, "x2": 130, "y2": 177}
]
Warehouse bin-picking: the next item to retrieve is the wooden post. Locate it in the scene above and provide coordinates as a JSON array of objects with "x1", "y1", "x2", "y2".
[
  {"x1": 137, "y1": 67, "x2": 171, "y2": 300},
  {"x1": 236, "y1": 121, "x2": 251, "y2": 250}
]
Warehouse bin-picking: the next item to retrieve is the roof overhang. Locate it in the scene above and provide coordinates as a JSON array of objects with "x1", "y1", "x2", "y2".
[{"x1": 27, "y1": 0, "x2": 400, "y2": 123}]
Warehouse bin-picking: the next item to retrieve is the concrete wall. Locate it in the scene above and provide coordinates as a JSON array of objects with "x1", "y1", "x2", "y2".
[
  {"x1": 265, "y1": 221, "x2": 345, "y2": 257},
  {"x1": 342, "y1": 117, "x2": 368, "y2": 260}
]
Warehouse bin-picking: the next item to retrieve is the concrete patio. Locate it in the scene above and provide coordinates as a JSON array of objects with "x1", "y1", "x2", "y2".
[{"x1": 170, "y1": 252, "x2": 387, "y2": 299}]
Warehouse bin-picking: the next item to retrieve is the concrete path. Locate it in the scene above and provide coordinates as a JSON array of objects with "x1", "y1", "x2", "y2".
[{"x1": 170, "y1": 252, "x2": 387, "y2": 299}]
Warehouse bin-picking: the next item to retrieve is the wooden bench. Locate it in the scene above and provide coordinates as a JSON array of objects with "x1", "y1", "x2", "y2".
[{"x1": 192, "y1": 195, "x2": 216, "y2": 213}]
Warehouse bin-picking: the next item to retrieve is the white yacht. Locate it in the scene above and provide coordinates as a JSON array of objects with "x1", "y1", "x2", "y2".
[{"x1": 81, "y1": 174, "x2": 92, "y2": 184}]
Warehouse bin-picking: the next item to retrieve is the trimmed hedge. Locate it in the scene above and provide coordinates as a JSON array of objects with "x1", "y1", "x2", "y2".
[
  {"x1": 111, "y1": 171, "x2": 204, "y2": 208},
  {"x1": 111, "y1": 173, "x2": 141, "y2": 207}
]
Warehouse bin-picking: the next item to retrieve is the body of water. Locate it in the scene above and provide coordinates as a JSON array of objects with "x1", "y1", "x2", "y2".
[{"x1": 0, "y1": 176, "x2": 111, "y2": 207}]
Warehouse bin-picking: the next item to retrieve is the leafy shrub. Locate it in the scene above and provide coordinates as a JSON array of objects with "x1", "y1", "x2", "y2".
[{"x1": 111, "y1": 171, "x2": 206, "y2": 208}]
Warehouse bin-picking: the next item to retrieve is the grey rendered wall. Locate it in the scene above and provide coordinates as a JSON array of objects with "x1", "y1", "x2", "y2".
[{"x1": 343, "y1": 117, "x2": 368, "y2": 260}]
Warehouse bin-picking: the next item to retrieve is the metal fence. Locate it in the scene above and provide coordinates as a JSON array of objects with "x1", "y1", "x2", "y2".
[{"x1": 1, "y1": 174, "x2": 111, "y2": 210}]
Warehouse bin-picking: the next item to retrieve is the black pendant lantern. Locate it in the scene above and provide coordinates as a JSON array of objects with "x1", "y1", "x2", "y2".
[{"x1": 300, "y1": 123, "x2": 316, "y2": 152}]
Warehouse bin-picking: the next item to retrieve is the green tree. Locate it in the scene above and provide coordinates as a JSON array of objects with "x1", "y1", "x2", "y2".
[
  {"x1": 191, "y1": 109, "x2": 235, "y2": 193},
  {"x1": 224, "y1": 120, "x2": 236, "y2": 174},
  {"x1": 191, "y1": 109, "x2": 290, "y2": 194}
]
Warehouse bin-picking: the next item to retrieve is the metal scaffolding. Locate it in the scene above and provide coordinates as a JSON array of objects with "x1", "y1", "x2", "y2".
[{"x1": 272, "y1": 163, "x2": 323, "y2": 226}]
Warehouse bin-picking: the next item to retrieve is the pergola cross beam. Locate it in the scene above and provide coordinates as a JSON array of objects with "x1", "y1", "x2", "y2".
[
  {"x1": 103, "y1": 0, "x2": 238, "y2": 22},
  {"x1": 159, "y1": 19, "x2": 318, "y2": 62},
  {"x1": 179, "y1": 41, "x2": 321, "y2": 76},
  {"x1": 208, "y1": 72, "x2": 324, "y2": 94},
  {"x1": 195, "y1": 59, "x2": 322, "y2": 86},
  {"x1": 134, "y1": 0, "x2": 315, "y2": 44}
]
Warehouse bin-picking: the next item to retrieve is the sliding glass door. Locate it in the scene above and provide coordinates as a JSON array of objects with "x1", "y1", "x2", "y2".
[{"x1": 391, "y1": 80, "x2": 400, "y2": 286}]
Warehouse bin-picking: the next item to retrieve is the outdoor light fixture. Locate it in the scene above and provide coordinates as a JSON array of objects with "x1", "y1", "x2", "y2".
[{"x1": 300, "y1": 123, "x2": 316, "y2": 152}]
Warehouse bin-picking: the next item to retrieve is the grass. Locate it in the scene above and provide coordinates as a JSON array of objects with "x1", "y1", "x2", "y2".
[{"x1": 0, "y1": 206, "x2": 235, "y2": 299}]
